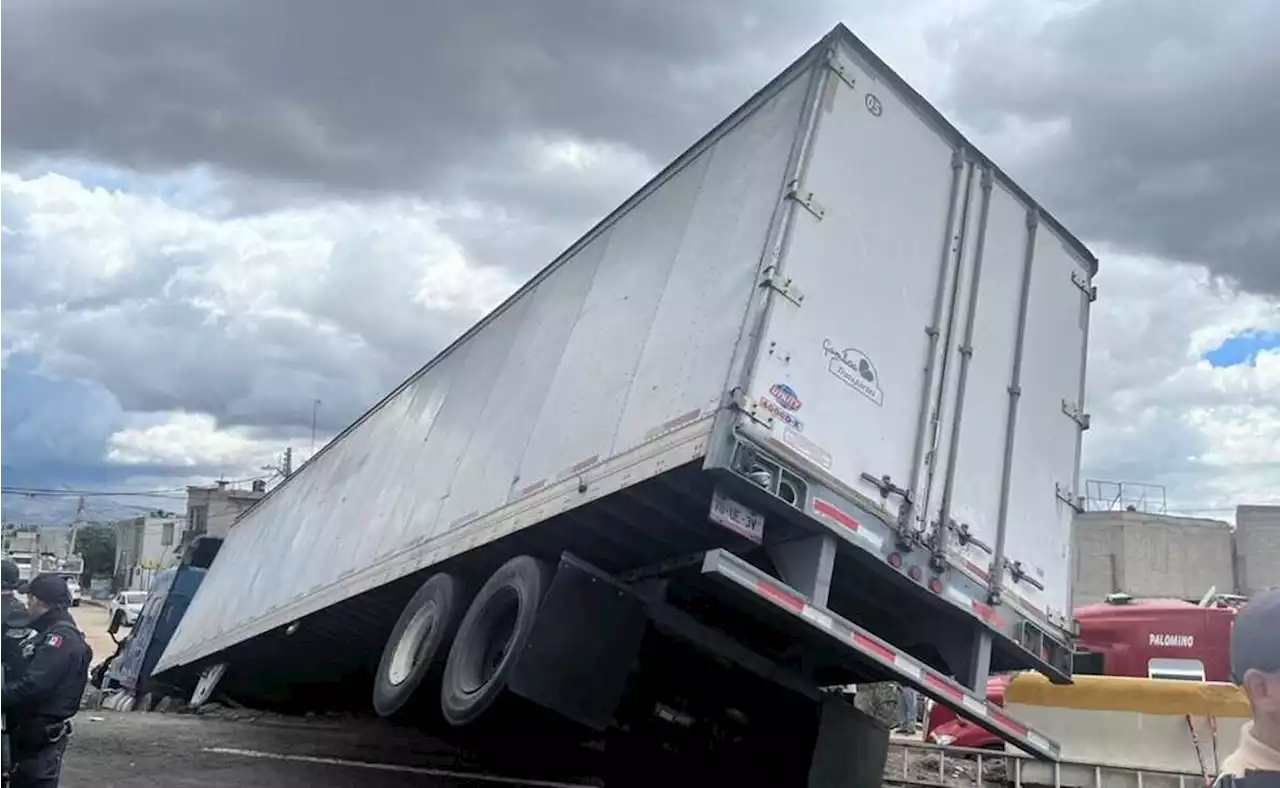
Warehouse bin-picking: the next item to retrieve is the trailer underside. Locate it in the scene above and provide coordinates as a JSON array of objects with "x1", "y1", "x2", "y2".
[{"x1": 156, "y1": 454, "x2": 1062, "y2": 761}]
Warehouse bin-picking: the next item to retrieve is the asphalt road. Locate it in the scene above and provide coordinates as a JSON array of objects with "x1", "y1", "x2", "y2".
[{"x1": 63, "y1": 711, "x2": 605, "y2": 788}]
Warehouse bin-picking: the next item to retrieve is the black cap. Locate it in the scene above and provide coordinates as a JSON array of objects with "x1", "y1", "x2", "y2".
[
  {"x1": 1231, "y1": 588, "x2": 1280, "y2": 683},
  {"x1": 1, "y1": 559, "x2": 19, "y2": 591},
  {"x1": 25, "y1": 574, "x2": 72, "y2": 607}
]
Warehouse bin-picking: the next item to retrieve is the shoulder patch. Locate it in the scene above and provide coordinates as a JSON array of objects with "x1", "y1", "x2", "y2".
[{"x1": 45, "y1": 633, "x2": 63, "y2": 648}]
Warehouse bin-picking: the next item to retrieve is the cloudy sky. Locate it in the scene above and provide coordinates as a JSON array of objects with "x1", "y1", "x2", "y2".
[{"x1": 3, "y1": 0, "x2": 1278, "y2": 524}]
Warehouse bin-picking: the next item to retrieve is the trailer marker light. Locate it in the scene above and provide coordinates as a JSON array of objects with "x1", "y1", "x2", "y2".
[
  {"x1": 887, "y1": 552, "x2": 903, "y2": 569},
  {"x1": 907, "y1": 565, "x2": 922, "y2": 582},
  {"x1": 929, "y1": 578, "x2": 943, "y2": 594}
]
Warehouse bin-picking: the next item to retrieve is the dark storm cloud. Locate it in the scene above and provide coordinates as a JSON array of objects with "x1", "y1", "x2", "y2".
[
  {"x1": 2, "y1": 0, "x2": 826, "y2": 199},
  {"x1": 943, "y1": 0, "x2": 1280, "y2": 294}
]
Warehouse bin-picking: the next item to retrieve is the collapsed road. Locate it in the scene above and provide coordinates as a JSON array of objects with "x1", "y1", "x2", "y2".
[
  {"x1": 71, "y1": 602, "x2": 608, "y2": 787},
  {"x1": 63, "y1": 710, "x2": 608, "y2": 788}
]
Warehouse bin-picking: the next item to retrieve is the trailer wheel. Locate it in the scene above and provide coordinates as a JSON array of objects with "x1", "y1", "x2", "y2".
[
  {"x1": 440, "y1": 555, "x2": 551, "y2": 726},
  {"x1": 372, "y1": 572, "x2": 465, "y2": 718}
]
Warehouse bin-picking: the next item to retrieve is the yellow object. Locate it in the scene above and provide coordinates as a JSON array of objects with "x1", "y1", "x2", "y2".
[{"x1": 1006, "y1": 673, "x2": 1251, "y2": 717}]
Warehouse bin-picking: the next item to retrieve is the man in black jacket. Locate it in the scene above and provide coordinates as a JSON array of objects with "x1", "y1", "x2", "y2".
[
  {"x1": 3, "y1": 574, "x2": 92, "y2": 788},
  {"x1": 1215, "y1": 588, "x2": 1280, "y2": 787}
]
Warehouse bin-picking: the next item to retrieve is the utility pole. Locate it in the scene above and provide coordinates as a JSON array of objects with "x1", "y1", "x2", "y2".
[
  {"x1": 69, "y1": 496, "x2": 86, "y2": 560},
  {"x1": 261, "y1": 446, "x2": 294, "y2": 483},
  {"x1": 310, "y1": 399, "x2": 322, "y2": 456}
]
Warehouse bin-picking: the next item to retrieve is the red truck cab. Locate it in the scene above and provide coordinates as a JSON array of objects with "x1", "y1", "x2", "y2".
[{"x1": 926, "y1": 595, "x2": 1238, "y2": 747}]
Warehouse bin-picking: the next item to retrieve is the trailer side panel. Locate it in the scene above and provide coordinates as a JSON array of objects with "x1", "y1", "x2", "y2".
[{"x1": 157, "y1": 67, "x2": 814, "y2": 673}]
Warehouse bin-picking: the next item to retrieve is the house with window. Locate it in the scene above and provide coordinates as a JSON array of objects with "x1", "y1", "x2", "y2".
[
  {"x1": 113, "y1": 512, "x2": 188, "y2": 591},
  {"x1": 184, "y1": 479, "x2": 266, "y2": 542}
]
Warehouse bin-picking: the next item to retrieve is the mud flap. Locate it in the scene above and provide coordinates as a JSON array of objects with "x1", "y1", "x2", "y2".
[
  {"x1": 808, "y1": 697, "x2": 889, "y2": 788},
  {"x1": 508, "y1": 553, "x2": 648, "y2": 730}
]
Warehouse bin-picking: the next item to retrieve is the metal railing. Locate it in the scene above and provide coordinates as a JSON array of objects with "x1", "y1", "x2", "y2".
[{"x1": 885, "y1": 740, "x2": 1207, "y2": 788}]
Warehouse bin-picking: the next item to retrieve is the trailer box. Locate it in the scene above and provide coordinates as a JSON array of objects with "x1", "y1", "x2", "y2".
[{"x1": 157, "y1": 25, "x2": 1095, "y2": 765}]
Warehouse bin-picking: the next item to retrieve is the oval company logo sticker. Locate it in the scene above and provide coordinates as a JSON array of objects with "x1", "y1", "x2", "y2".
[{"x1": 768, "y1": 383, "x2": 802, "y2": 411}]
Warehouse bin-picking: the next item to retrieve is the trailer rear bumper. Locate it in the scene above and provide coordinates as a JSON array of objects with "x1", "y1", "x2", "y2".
[
  {"x1": 700, "y1": 548, "x2": 1062, "y2": 761},
  {"x1": 709, "y1": 432, "x2": 1075, "y2": 686}
]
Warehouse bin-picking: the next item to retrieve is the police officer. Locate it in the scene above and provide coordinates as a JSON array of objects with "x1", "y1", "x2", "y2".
[
  {"x1": 2, "y1": 574, "x2": 92, "y2": 788},
  {"x1": 2, "y1": 559, "x2": 33, "y2": 673}
]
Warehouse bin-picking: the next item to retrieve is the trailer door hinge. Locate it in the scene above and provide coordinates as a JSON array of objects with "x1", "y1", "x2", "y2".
[
  {"x1": 1070, "y1": 269, "x2": 1097, "y2": 302},
  {"x1": 760, "y1": 266, "x2": 805, "y2": 306},
  {"x1": 825, "y1": 50, "x2": 857, "y2": 91},
  {"x1": 1060, "y1": 399, "x2": 1091, "y2": 431},
  {"x1": 786, "y1": 180, "x2": 826, "y2": 221},
  {"x1": 1054, "y1": 482, "x2": 1084, "y2": 514}
]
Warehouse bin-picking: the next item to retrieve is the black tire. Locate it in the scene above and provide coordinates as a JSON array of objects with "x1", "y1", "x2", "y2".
[
  {"x1": 372, "y1": 572, "x2": 465, "y2": 718},
  {"x1": 440, "y1": 555, "x2": 552, "y2": 727}
]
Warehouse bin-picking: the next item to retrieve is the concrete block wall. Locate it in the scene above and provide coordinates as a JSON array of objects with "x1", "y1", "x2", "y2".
[
  {"x1": 1235, "y1": 504, "x2": 1280, "y2": 596},
  {"x1": 1072, "y1": 512, "x2": 1235, "y2": 607}
]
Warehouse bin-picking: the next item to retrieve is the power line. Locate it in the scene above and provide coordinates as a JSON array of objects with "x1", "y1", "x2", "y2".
[{"x1": 1, "y1": 475, "x2": 269, "y2": 498}]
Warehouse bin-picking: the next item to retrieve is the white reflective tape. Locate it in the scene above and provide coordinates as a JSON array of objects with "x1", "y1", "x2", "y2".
[
  {"x1": 801, "y1": 605, "x2": 833, "y2": 631},
  {"x1": 1027, "y1": 731, "x2": 1054, "y2": 753},
  {"x1": 944, "y1": 585, "x2": 970, "y2": 606},
  {"x1": 856, "y1": 528, "x2": 885, "y2": 551},
  {"x1": 717, "y1": 560, "x2": 756, "y2": 589},
  {"x1": 961, "y1": 696, "x2": 987, "y2": 717},
  {"x1": 893, "y1": 654, "x2": 922, "y2": 679}
]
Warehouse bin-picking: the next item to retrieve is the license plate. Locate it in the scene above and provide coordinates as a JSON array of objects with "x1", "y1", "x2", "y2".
[{"x1": 709, "y1": 489, "x2": 765, "y2": 543}]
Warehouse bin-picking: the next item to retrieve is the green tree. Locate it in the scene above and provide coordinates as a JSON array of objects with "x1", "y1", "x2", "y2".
[{"x1": 74, "y1": 522, "x2": 117, "y2": 581}]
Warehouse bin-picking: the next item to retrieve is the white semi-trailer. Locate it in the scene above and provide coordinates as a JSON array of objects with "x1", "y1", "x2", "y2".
[{"x1": 157, "y1": 25, "x2": 1096, "y2": 782}]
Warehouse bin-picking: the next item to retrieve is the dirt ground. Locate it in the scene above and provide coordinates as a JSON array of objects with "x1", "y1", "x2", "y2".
[
  {"x1": 53, "y1": 615, "x2": 938, "y2": 787},
  {"x1": 62, "y1": 605, "x2": 600, "y2": 786},
  {"x1": 71, "y1": 601, "x2": 119, "y2": 666}
]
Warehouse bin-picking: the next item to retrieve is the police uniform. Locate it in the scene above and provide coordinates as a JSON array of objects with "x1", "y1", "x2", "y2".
[
  {"x1": 2, "y1": 574, "x2": 92, "y2": 788},
  {"x1": 2, "y1": 559, "x2": 33, "y2": 674}
]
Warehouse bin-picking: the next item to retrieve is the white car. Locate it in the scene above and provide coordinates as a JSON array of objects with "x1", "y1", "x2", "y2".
[
  {"x1": 65, "y1": 578, "x2": 82, "y2": 607},
  {"x1": 109, "y1": 591, "x2": 148, "y2": 628}
]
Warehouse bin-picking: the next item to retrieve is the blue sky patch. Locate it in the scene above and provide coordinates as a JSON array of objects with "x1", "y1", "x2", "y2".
[{"x1": 1203, "y1": 331, "x2": 1280, "y2": 368}]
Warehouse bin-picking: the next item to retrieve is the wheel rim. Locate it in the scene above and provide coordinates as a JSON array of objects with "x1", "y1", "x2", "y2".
[
  {"x1": 386, "y1": 601, "x2": 437, "y2": 686},
  {"x1": 458, "y1": 587, "x2": 520, "y2": 695}
]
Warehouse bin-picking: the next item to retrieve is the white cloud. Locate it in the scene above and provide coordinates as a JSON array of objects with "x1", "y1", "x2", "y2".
[
  {"x1": 1, "y1": 170, "x2": 519, "y2": 435},
  {"x1": 105, "y1": 411, "x2": 279, "y2": 471},
  {"x1": 1082, "y1": 251, "x2": 1280, "y2": 516}
]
